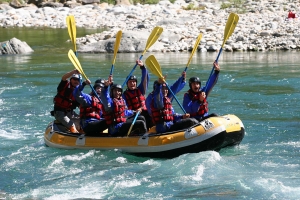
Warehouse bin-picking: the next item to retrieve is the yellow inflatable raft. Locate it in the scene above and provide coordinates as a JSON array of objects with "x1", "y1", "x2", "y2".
[{"x1": 44, "y1": 114, "x2": 245, "y2": 158}]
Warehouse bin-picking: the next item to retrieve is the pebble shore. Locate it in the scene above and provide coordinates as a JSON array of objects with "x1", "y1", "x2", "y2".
[{"x1": 1, "y1": 0, "x2": 300, "y2": 53}]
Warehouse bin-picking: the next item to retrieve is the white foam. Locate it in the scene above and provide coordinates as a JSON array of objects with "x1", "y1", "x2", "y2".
[
  {"x1": 255, "y1": 178, "x2": 300, "y2": 195},
  {"x1": 0, "y1": 129, "x2": 26, "y2": 140},
  {"x1": 116, "y1": 157, "x2": 127, "y2": 163}
]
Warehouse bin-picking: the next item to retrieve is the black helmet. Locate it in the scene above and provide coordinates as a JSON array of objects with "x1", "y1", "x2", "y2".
[
  {"x1": 127, "y1": 75, "x2": 138, "y2": 84},
  {"x1": 95, "y1": 78, "x2": 105, "y2": 85},
  {"x1": 93, "y1": 78, "x2": 105, "y2": 89},
  {"x1": 153, "y1": 80, "x2": 159, "y2": 90},
  {"x1": 110, "y1": 84, "x2": 123, "y2": 94},
  {"x1": 93, "y1": 83, "x2": 104, "y2": 89},
  {"x1": 189, "y1": 77, "x2": 201, "y2": 88}
]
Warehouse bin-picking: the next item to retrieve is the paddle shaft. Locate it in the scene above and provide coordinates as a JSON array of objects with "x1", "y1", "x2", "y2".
[
  {"x1": 204, "y1": 48, "x2": 223, "y2": 94},
  {"x1": 122, "y1": 27, "x2": 163, "y2": 88},
  {"x1": 165, "y1": 83, "x2": 186, "y2": 114},
  {"x1": 89, "y1": 85, "x2": 104, "y2": 104},
  {"x1": 122, "y1": 54, "x2": 143, "y2": 88},
  {"x1": 171, "y1": 34, "x2": 202, "y2": 102},
  {"x1": 110, "y1": 30, "x2": 122, "y2": 76},
  {"x1": 110, "y1": 66, "x2": 114, "y2": 75},
  {"x1": 127, "y1": 110, "x2": 141, "y2": 136},
  {"x1": 170, "y1": 65, "x2": 190, "y2": 103},
  {"x1": 205, "y1": 13, "x2": 238, "y2": 93}
]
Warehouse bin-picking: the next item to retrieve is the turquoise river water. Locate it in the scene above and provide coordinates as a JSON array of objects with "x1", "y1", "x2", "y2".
[{"x1": 0, "y1": 28, "x2": 300, "y2": 199}]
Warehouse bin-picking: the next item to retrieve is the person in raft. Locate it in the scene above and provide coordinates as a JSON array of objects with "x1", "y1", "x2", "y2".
[
  {"x1": 145, "y1": 71, "x2": 186, "y2": 118},
  {"x1": 52, "y1": 69, "x2": 81, "y2": 133},
  {"x1": 100, "y1": 77, "x2": 147, "y2": 136},
  {"x1": 150, "y1": 78, "x2": 198, "y2": 133},
  {"x1": 73, "y1": 78, "x2": 108, "y2": 135},
  {"x1": 183, "y1": 61, "x2": 220, "y2": 121},
  {"x1": 123, "y1": 60, "x2": 152, "y2": 129}
]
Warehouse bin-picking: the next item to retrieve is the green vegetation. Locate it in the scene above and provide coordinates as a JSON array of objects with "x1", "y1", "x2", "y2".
[
  {"x1": 0, "y1": 0, "x2": 162, "y2": 5},
  {"x1": 131, "y1": 0, "x2": 160, "y2": 4},
  {"x1": 221, "y1": 0, "x2": 246, "y2": 14},
  {"x1": 182, "y1": 3, "x2": 205, "y2": 11},
  {"x1": 100, "y1": 0, "x2": 159, "y2": 5},
  {"x1": 0, "y1": 0, "x2": 10, "y2": 3}
]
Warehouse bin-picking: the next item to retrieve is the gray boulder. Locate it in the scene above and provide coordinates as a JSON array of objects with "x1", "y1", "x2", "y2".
[{"x1": 0, "y1": 38, "x2": 34, "y2": 55}]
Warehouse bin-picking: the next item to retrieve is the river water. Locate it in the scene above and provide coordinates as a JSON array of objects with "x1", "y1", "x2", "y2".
[{"x1": 0, "y1": 28, "x2": 300, "y2": 199}]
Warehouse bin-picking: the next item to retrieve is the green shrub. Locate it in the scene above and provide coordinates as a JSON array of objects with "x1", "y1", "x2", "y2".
[
  {"x1": 220, "y1": 0, "x2": 246, "y2": 14},
  {"x1": 221, "y1": 3, "x2": 231, "y2": 9},
  {"x1": 1, "y1": 0, "x2": 167, "y2": 5},
  {"x1": 182, "y1": 3, "x2": 205, "y2": 11},
  {"x1": 101, "y1": 0, "x2": 168, "y2": 5},
  {"x1": 133, "y1": 0, "x2": 160, "y2": 4}
]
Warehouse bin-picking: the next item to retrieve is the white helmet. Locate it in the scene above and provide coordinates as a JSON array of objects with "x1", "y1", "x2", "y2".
[{"x1": 70, "y1": 74, "x2": 81, "y2": 81}]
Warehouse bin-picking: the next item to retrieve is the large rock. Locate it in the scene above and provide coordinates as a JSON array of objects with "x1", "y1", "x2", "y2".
[
  {"x1": 77, "y1": 30, "x2": 165, "y2": 53},
  {"x1": 0, "y1": 38, "x2": 34, "y2": 55}
]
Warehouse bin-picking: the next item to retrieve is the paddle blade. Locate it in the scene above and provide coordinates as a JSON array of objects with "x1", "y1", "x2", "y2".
[
  {"x1": 66, "y1": 15, "x2": 77, "y2": 52},
  {"x1": 142, "y1": 26, "x2": 163, "y2": 55},
  {"x1": 112, "y1": 30, "x2": 122, "y2": 65},
  {"x1": 67, "y1": 49, "x2": 88, "y2": 80},
  {"x1": 222, "y1": 13, "x2": 239, "y2": 47},
  {"x1": 186, "y1": 33, "x2": 203, "y2": 67},
  {"x1": 145, "y1": 55, "x2": 163, "y2": 79}
]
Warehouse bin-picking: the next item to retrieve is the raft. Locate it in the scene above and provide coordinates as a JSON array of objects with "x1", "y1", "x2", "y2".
[{"x1": 44, "y1": 114, "x2": 245, "y2": 158}]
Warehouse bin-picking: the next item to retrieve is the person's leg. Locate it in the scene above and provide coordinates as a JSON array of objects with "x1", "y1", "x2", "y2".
[
  {"x1": 54, "y1": 111, "x2": 73, "y2": 128},
  {"x1": 141, "y1": 109, "x2": 153, "y2": 129},
  {"x1": 168, "y1": 118, "x2": 198, "y2": 132},
  {"x1": 126, "y1": 115, "x2": 145, "y2": 123},
  {"x1": 118, "y1": 120, "x2": 147, "y2": 136},
  {"x1": 67, "y1": 111, "x2": 81, "y2": 131},
  {"x1": 83, "y1": 120, "x2": 108, "y2": 136},
  {"x1": 118, "y1": 122, "x2": 131, "y2": 136},
  {"x1": 130, "y1": 120, "x2": 147, "y2": 135},
  {"x1": 155, "y1": 123, "x2": 168, "y2": 134},
  {"x1": 197, "y1": 113, "x2": 219, "y2": 122},
  {"x1": 54, "y1": 110, "x2": 78, "y2": 133}
]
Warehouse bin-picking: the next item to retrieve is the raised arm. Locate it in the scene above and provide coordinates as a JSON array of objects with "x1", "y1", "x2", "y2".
[
  {"x1": 62, "y1": 69, "x2": 79, "y2": 81},
  {"x1": 168, "y1": 71, "x2": 186, "y2": 99},
  {"x1": 137, "y1": 60, "x2": 149, "y2": 95},
  {"x1": 203, "y1": 61, "x2": 220, "y2": 97},
  {"x1": 73, "y1": 79, "x2": 92, "y2": 106}
]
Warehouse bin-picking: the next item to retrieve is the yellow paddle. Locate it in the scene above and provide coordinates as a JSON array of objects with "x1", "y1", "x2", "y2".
[
  {"x1": 68, "y1": 49, "x2": 103, "y2": 103},
  {"x1": 122, "y1": 26, "x2": 163, "y2": 87},
  {"x1": 185, "y1": 33, "x2": 203, "y2": 70},
  {"x1": 110, "y1": 30, "x2": 122, "y2": 75},
  {"x1": 205, "y1": 13, "x2": 239, "y2": 93},
  {"x1": 145, "y1": 55, "x2": 186, "y2": 114},
  {"x1": 222, "y1": 13, "x2": 239, "y2": 48},
  {"x1": 66, "y1": 15, "x2": 77, "y2": 55},
  {"x1": 171, "y1": 33, "x2": 203, "y2": 102},
  {"x1": 68, "y1": 50, "x2": 87, "y2": 79}
]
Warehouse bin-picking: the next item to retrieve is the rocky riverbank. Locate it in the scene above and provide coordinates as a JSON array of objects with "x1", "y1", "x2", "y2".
[{"x1": 1, "y1": 0, "x2": 300, "y2": 53}]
